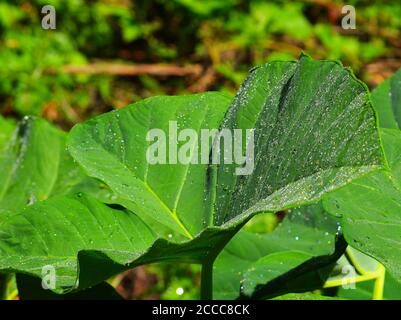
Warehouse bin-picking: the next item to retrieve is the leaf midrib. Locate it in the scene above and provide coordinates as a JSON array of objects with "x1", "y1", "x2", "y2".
[{"x1": 86, "y1": 133, "x2": 194, "y2": 239}]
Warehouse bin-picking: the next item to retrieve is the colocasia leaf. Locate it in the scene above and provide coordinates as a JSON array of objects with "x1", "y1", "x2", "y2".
[
  {"x1": 371, "y1": 68, "x2": 401, "y2": 129},
  {"x1": 0, "y1": 115, "x2": 14, "y2": 152},
  {"x1": 0, "y1": 117, "x2": 112, "y2": 214},
  {"x1": 213, "y1": 204, "x2": 344, "y2": 299},
  {"x1": 0, "y1": 117, "x2": 83, "y2": 212},
  {"x1": 325, "y1": 129, "x2": 401, "y2": 282}
]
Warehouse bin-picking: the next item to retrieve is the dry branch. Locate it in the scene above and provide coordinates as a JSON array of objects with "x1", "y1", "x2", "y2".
[{"x1": 51, "y1": 63, "x2": 203, "y2": 77}]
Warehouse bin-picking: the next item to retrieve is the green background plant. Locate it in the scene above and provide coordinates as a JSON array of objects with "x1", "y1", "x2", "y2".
[{"x1": 0, "y1": 0, "x2": 401, "y2": 300}]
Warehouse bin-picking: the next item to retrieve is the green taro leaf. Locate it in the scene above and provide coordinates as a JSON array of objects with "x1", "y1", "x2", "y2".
[
  {"x1": 0, "y1": 116, "x2": 115, "y2": 213},
  {"x1": 68, "y1": 92, "x2": 232, "y2": 238},
  {"x1": 0, "y1": 115, "x2": 15, "y2": 152},
  {"x1": 371, "y1": 68, "x2": 401, "y2": 129},
  {"x1": 337, "y1": 280, "x2": 375, "y2": 300},
  {"x1": 0, "y1": 194, "x2": 157, "y2": 291},
  {"x1": 335, "y1": 249, "x2": 401, "y2": 300},
  {"x1": 0, "y1": 117, "x2": 75, "y2": 212},
  {"x1": 212, "y1": 55, "x2": 382, "y2": 226},
  {"x1": 324, "y1": 128, "x2": 401, "y2": 282},
  {"x1": 0, "y1": 56, "x2": 383, "y2": 293},
  {"x1": 0, "y1": 193, "x2": 243, "y2": 293},
  {"x1": 213, "y1": 204, "x2": 344, "y2": 299}
]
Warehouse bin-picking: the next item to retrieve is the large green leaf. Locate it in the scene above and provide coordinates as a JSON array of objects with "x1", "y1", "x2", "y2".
[
  {"x1": 68, "y1": 92, "x2": 231, "y2": 238},
  {"x1": 213, "y1": 204, "x2": 344, "y2": 299},
  {"x1": 0, "y1": 115, "x2": 15, "y2": 152},
  {"x1": 0, "y1": 193, "x2": 242, "y2": 293},
  {"x1": 0, "y1": 116, "x2": 114, "y2": 213},
  {"x1": 0, "y1": 117, "x2": 81, "y2": 212},
  {"x1": 371, "y1": 68, "x2": 401, "y2": 129},
  {"x1": 0, "y1": 56, "x2": 383, "y2": 293},
  {"x1": 0, "y1": 194, "x2": 156, "y2": 291},
  {"x1": 212, "y1": 55, "x2": 382, "y2": 226},
  {"x1": 324, "y1": 128, "x2": 401, "y2": 282}
]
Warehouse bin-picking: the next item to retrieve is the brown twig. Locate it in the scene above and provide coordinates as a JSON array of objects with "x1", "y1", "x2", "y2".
[
  {"x1": 51, "y1": 63, "x2": 203, "y2": 77},
  {"x1": 189, "y1": 67, "x2": 217, "y2": 92},
  {"x1": 365, "y1": 59, "x2": 401, "y2": 86}
]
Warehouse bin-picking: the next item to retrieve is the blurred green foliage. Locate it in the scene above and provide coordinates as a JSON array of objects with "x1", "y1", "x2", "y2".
[
  {"x1": 1, "y1": 0, "x2": 400, "y2": 300},
  {"x1": 152, "y1": 263, "x2": 201, "y2": 300},
  {"x1": 0, "y1": 0, "x2": 400, "y2": 126}
]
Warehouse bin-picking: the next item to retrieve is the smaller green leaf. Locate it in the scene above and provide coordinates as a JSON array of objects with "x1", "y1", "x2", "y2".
[
  {"x1": 0, "y1": 194, "x2": 157, "y2": 292},
  {"x1": 0, "y1": 116, "x2": 113, "y2": 213},
  {"x1": 371, "y1": 68, "x2": 401, "y2": 129},
  {"x1": 347, "y1": 246, "x2": 380, "y2": 273},
  {"x1": 324, "y1": 128, "x2": 401, "y2": 283},
  {"x1": 335, "y1": 249, "x2": 401, "y2": 300},
  {"x1": 242, "y1": 251, "x2": 315, "y2": 296},
  {"x1": 213, "y1": 204, "x2": 344, "y2": 299},
  {"x1": 0, "y1": 117, "x2": 79, "y2": 212},
  {"x1": 0, "y1": 115, "x2": 15, "y2": 152},
  {"x1": 337, "y1": 280, "x2": 374, "y2": 300},
  {"x1": 0, "y1": 193, "x2": 241, "y2": 293}
]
